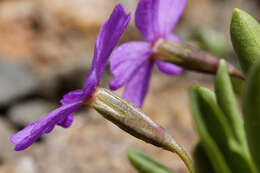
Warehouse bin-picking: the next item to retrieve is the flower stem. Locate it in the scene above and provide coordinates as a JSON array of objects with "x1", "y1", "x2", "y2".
[{"x1": 164, "y1": 140, "x2": 195, "y2": 173}]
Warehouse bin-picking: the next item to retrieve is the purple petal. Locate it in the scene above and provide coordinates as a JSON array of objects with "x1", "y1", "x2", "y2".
[
  {"x1": 89, "y1": 4, "x2": 131, "y2": 82},
  {"x1": 61, "y1": 89, "x2": 85, "y2": 105},
  {"x1": 155, "y1": 60, "x2": 183, "y2": 75},
  {"x1": 109, "y1": 41, "x2": 151, "y2": 90},
  {"x1": 123, "y1": 60, "x2": 153, "y2": 107},
  {"x1": 10, "y1": 122, "x2": 38, "y2": 147},
  {"x1": 59, "y1": 89, "x2": 86, "y2": 128},
  {"x1": 10, "y1": 102, "x2": 81, "y2": 151},
  {"x1": 83, "y1": 70, "x2": 99, "y2": 98},
  {"x1": 166, "y1": 33, "x2": 180, "y2": 43},
  {"x1": 135, "y1": 0, "x2": 186, "y2": 42},
  {"x1": 57, "y1": 113, "x2": 74, "y2": 128},
  {"x1": 135, "y1": 0, "x2": 160, "y2": 42},
  {"x1": 81, "y1": 4, "x2": 130, "y2": 100},
  {"x1": 157, "y1": 0, "x2": 186, "y2": 37}
]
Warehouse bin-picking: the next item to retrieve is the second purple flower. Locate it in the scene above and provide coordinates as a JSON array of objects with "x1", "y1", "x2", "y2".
[{"x1": 109, "y1": 0, "x2": 186, "y2": 107}]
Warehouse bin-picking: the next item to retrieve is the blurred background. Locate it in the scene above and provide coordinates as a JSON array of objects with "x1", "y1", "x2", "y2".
[{"x1": 0, "y1": 0, "x2": 259, "y2": 172}]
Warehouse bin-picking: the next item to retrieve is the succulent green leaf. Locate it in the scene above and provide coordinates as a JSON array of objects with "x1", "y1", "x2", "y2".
[
  {"x1": 231, "y1": 8, "x2": 260, "y2": 74},
  {"x1": 215, "y1": 60, "x2": 257, "y2": 172},
  {"x1": 193, "y1": 28, "x2": 229, "y2": 58},
  {"x1": 127, "y1": 148, "x2": 175, "y2": 173},
  {"x1": 215, "y1": 60, "x2": 246, "y2": 146},
  {"x1": 231, "y1": 77, "x2": 244, "y2": 97},
  {"x1": 190, "y1": 86, "x2": 231, "y2": 173},
  {"x1": 190, "y1": 86, "x2": 257, "y2": 173},
  {"x1": 193, "y1": 142, "x2": 215, "y2": 173},
  {"x1": 243, "y1": 59, "x2": 260, "y2": 171}
]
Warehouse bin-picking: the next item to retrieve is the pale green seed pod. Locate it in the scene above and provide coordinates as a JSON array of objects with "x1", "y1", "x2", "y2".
[{"x1": 87, "y1": 88, "x2": 194, "y2": 173}]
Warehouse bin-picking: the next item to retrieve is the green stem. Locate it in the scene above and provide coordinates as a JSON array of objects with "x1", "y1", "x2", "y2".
[{"x1": 166, "y1": 142, "x2": 195, "y2": 173}]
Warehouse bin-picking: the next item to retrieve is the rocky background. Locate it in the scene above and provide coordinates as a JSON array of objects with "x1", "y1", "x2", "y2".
[{"x1": 0, "y1": 0, "x2": 258, "y2": 172}]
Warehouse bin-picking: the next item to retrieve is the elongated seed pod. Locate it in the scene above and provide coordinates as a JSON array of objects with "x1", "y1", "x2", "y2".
[{"x1": 87, "y1": 88, "x2": 194, "y2": 173}]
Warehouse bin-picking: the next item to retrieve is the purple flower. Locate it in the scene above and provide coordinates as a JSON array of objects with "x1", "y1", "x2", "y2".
[
  {"x1": 109, "y1": 0, "x2": 186, "y2": 107},
  {"x1": 10, "y1": 4, "x2": 130, "y2": 151}
]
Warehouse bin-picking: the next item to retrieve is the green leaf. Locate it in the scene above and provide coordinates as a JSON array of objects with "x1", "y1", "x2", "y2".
[
  {"x1": 190, "y1": 86, "x2": 257, "y2": 173},
  {"x1": 190, "y1": 86, "x2": 231, "y2": 173},
  {"x1": 243, "y1": 59, "x2": 260, "y2": 171},
  {"x1": 193, "y1": 142, "x2": 215, "y2": 173},
  {"x1": 193, "y1": 28, "x2": 229, "y2": 58},
  {"x1": 127, "y1": 148, "x2": 174, "y2": 173},
  {"x1": 215, "y1": 60, "x2": 257, "y2": 173},
  {"x1": 231, "y1": 77, "x2": 244, "y2": 97},
  {"x1": 215, "y1": 60, "x2": 246, "y2": 146},
  {"x1": 230, "y1": 8, "x2": 260, "y2": 74}
]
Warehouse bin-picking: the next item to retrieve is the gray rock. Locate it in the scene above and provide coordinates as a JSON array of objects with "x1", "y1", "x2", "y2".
[
  {"x1": 0, "y1": 59, "x2": 37, "y2": 106},
  {"x1": 8, "y1": 100, "x2": 52, "y2": 126},
  {"x1": 0, "y1": 118, "x2": 15, "y2": 161}
]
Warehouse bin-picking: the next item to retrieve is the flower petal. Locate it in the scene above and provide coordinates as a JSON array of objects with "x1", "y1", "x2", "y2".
[
  {"x1": 59, "y1": 89, "x2": 86, "y2": 128},
  {"x1": 166, "y1": 33, "x2": 180, "y2": 43},
  {"x1": 155, "y1": 60, "x2": 183, "y2": 75},
  {"x1": 57, "y1": 113, "x2": 74, "y2": 128},
  {"x1": 109, "y1": 41, "x2": 151, "y2": 90},
  {"x1": 10, "y1": 102, "x2": 81, "y2": 151},
  {"x1": 135, "y1": 0, "x2": 160, "y2": 42},
  {"x1": 83, "y1": 71, "x2": 99, "y2": 99},
  {"x1": 123, "y1": 60, "x2": 153, "y2": 107},
  {"x1": 158, "y1": 0, "x2": 186, "y2": 37},
  {"x1": 10, "y1": 122, "x2": 38, "y2": 146},
  {"x1": 135, "y1": 0, "x2": 186, "y2": 42},
  {"x1": 91, "y1": 4, "x2": 131, "y2": 81},
  {"x1": 61, "y1": 89, "x2": 85, "y2": 105}
]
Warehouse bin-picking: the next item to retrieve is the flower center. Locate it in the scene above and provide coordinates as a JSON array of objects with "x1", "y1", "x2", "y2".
[
  {"x1": 151, "y1": 38, "x2": 165, "y2": 61},
  {"x1": 82, "y1": 86, "x2": 99, "y2": 106}
]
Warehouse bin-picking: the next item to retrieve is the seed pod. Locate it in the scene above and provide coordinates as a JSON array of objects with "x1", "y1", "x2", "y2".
[
  {"x1": 87, "y1": 87, "x2": 194, "y2": 173},
  {"x1": 154, "y1": 41, "x2": 244, "y2": 79}
]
